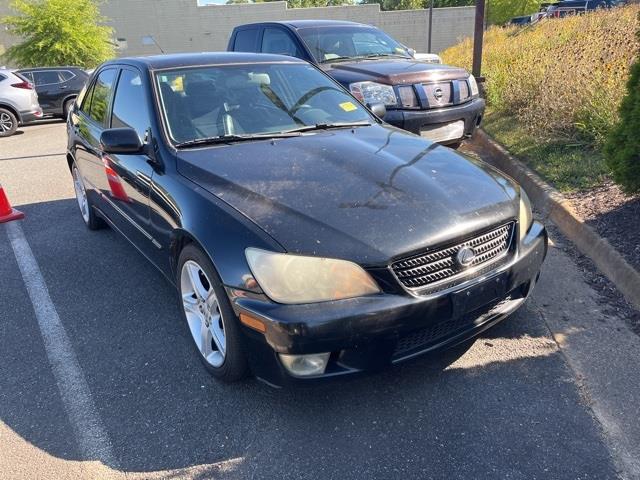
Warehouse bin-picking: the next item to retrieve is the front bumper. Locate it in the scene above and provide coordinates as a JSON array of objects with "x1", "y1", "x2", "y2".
[
  {"x1": 383, "y1": 97, "x2": 485, "y2": 144},
  {"x1": 231, "y1": 221, "x2": 547, "y2": 386}
]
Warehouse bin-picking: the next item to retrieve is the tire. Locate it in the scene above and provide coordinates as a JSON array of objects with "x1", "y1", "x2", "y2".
[
  {"x1": 71, "y1": 162, "x2": 105, "y2": 230},
  {"x1": 0, "y1": 108, "x2": 18, "y2": 137},
  {"x1": 63, "y1": 98, "x2": 75, "y2": 119},
  {"x1": 177, "y1": 244, "x2": 249, "y2": 382}
]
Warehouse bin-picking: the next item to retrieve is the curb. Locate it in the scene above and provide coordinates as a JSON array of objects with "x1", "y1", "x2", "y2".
[{"x1": 471, "y1": 129, "x2": 640, "y2": 311}]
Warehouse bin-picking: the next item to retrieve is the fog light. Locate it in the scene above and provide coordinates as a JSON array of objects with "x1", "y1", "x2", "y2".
[{"x1": 279, "y1": 352, "x2": 330, "y2": 377}]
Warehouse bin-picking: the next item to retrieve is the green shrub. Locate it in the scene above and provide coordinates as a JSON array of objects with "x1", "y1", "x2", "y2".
[
  {"x1": 441, "y1": 7, "x2": 640, "y2": 148},
  {"x1": 603, "y1": 56, "x2": 640, "y2": 193}
]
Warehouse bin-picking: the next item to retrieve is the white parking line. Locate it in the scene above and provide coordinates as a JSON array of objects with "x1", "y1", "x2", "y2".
[{"x1": 5, "y1": 221, "x2": 116, "y2": 467}]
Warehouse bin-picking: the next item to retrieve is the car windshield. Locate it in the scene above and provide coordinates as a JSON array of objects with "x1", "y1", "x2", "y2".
[
  {"x1": 155, "y1": 62, "x2": 373, "y2": 145},
  {"x1": 297, "y1": 26, "x2": 412, "y2": 63}
]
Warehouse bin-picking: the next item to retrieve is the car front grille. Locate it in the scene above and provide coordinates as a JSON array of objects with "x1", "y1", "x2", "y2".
[
  {"x1": 391, "y1": 223, "x2": 515, "y2": 294},
  {"x1": 421, "y1": 79, "x2": 472, "y2": 109}
]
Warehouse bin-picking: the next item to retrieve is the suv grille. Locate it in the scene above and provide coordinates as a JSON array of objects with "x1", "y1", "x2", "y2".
[
  {"x1": 422, "y1": 79, "x2": 472, "y2": 109},
  {"x1": 391, "y1": 223, "x2": 515, "y2": 293}
]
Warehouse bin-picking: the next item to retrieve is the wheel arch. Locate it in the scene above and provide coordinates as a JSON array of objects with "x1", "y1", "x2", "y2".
[{"x1": 0, "y1": 103, "x2": 21, "y2": 123}]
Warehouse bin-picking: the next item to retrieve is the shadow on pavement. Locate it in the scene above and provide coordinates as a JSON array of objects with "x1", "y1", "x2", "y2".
[{"x1": 0, "y1": 198, "x2": 618, "y2": 479}]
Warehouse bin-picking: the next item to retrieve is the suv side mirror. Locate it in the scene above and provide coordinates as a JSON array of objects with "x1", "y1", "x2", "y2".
[
  {"x1": 100, "y1": 128, "x2": 143, "y2": 154},
  {"x1": 406, "y1": 48, "x2": 416, "y2": 58},
  {"x1": 368, "y1": 102, "x2": 387, "y2": 119}
]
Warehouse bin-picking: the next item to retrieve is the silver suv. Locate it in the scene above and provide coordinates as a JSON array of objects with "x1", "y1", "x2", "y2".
[{"x1": 0, "y1": 68, "x2": 43, "y2": 137}]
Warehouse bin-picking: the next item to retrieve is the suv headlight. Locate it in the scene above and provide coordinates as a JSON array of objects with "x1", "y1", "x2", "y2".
[
  {"x1": 349, "y1": 81, "x2": 398, "y2": 107},
  {"x1": 468, "y1": 74, "x2": 479, "y2": 97},
  {"x1": 245, "y1": 248, "x2": 380, "y2": 304},
  {"x1": 519, "y1": 188, "x2": 533, "y2": 241}
]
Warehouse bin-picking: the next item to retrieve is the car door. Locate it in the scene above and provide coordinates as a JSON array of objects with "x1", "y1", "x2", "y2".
[
  {"x1": 32, "y1": 70, "x2": 64, "y2": 114},
  {"x1": 104, "y1": 66, "x2": 160, "y2": 263},
  {"x1": 72, "y1": 67, "x2": 118, "y2": 212}
]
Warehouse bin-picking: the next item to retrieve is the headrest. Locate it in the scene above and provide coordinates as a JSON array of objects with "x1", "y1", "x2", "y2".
[{"x1": 184, "y1": 79, "x2": 216, "y2": 97}]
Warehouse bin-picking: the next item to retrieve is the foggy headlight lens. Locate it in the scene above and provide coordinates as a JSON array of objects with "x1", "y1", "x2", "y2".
[
  {"x1": 279, "y1": 353, "x2": 330, "y2": 377},
  {"x1": 349, "y1": 81, "x2": 398, "y2": 107},
  {"x1": 519, "y1": 188, "x2": 533, "y2": 241},
  {"x1": 468, "y1": 74, "x2": 479, "y2": 97},
  {"x1": 245, "y1": 248, "x2": 380, "y2": 304}
]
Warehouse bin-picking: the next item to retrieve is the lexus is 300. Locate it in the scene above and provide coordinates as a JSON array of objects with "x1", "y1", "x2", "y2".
[{"x1": 66, "y1": 53, "x2": 547, "y2": 385}]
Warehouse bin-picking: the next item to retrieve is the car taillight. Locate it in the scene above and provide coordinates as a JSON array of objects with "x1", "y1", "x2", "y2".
[{"x1": 11, "y1": 81, "x2": 34, "y2": 90}]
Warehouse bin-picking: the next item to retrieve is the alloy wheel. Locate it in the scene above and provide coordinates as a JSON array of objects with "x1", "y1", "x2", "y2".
[
  {"x1": 0, "y1": 112, "x2": 14, "y2": 132},
  {"x1": 180, "y1": 260, "x2": 227, "y2": 368},
  {"x1": 72, "y1": 166, "x2": 90, "y2": 223}
]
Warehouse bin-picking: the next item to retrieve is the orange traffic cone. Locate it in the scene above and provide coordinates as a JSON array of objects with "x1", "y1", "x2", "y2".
[{"x1": 0, "y1": 184, "x2": 24, "y2": 223}]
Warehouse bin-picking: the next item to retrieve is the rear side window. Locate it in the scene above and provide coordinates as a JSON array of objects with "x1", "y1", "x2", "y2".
[
  {"x1": 33, "y1": 70, "x2": 62, "y2": 85},
  {"x1": 233, "y1": 28, "x2": 260, "y2": 52},
  {"x1": 86, "y1": 68, "x2": 117, "y2": 126},
  {"x1": 0, "y1": 74, "x2": 6, "y2": 82},
  {"x1": 111, "y1": 69, "x2": 151, "y2": 141},
  {"x1": 59, "y1": 71, "x2": 75, "y2": 81},
  {"x1": 261, "y1": 28, "x2": 301, "y2": 57},
  {"x1": 19, "y1": 72, "x2": 33, "y2": 82}
]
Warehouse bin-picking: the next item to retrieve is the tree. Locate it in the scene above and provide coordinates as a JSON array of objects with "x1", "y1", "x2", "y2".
[
  {"x1": 1, "y1": 0, "x2": 115, "y2": 68},
  {"x1": 486, "y1": 0, "x2": 541, "y2": 24},
  {"x1": 603, "y1": 53, "x2": 640, "y2": 193}
]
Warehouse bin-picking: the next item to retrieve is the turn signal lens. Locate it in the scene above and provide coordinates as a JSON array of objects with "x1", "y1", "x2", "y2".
[
  {"x1": 279, "y1": 353, "x2": 330, "y2": 377},
  {"x1": 468, "y1": 75, "x2": 479, "y2": 97},
  {"x1": 245, "y1": 248, "x2": 380, "y2": 304}
]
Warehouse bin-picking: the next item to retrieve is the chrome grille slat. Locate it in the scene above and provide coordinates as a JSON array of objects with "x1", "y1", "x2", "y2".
[{"x1": 391, "y1": 223, "x2": 515, "y2": 294}]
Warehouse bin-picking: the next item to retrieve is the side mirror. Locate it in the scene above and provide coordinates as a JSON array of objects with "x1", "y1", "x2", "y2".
[
  {"x1": 407, "y1": 48, "x2": 416, "y2": 58},
  {"x1": 368, "y1": 102, "x2": 387, "y2": 119},
  {"x1": 100, "y1": 128, "x2": 143, "y2": 154}
]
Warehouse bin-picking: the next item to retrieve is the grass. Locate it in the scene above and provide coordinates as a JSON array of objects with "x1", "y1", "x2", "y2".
[{"x1": 482, "y1": 111, "x2": 609, "y2": 193}]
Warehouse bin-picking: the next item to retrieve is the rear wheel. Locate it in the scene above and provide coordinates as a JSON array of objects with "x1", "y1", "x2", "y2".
[
  {"x1": 177, "y1": 244, "x2": 249, "y2": 382},
  {"x1": 72, "y1": 163, "x2": 105, "y2": 230},
  {"x1": 63, "y1": 98, "x2": 75, "y2": 119},
  {"x1": 0, "y1": 108, "x2": 18, "y2": 137}
]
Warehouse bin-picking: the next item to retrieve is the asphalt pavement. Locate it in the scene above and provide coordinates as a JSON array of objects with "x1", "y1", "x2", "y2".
[{"x1": 1, "y1": 121, "x2": 639, "y2": 480}]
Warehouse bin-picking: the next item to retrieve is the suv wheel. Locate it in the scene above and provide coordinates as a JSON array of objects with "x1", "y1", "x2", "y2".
[{"x1": 0, "y1": 108, "x2": 18, "y2": 137}]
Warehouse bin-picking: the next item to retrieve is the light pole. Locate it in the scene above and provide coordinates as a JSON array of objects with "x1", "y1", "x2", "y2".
[
  {"x1": 427, "y1": 0, "x2": 434, "y2": 53},
  {"x1": 472, "y1": 0, "x2": 485, "y2": 80}
]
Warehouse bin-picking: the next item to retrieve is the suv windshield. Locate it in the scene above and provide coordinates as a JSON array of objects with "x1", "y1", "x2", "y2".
[
  {"x1": 298, "y1": 26, "x2": 412, "y2": 63},
  {"x1": 156, "y1": 62, "x2": 373, "y2": 145}
]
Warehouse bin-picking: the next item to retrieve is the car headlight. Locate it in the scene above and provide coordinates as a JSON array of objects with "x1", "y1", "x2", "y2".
[
  {"x1": 519, "y1": 188, "x2": 533, "y2": 242},
  {"x1": 245, "y1": 248, "x2": 380, "y2": 304},
  {"x1": 349, "y1": 81, "x2": 397, "y2": 107},
  {"x1": 468, "y1": 74, "x2": 479, "y2": 97}
]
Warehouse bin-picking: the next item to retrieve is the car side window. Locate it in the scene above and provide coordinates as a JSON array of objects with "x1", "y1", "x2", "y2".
[
  {"x1": 87, "y1": 68, "x2": 117, "y2": 126},
  {"x1": 33, "y1": 70, "x2": 62, "y2": 85},
  {"x1": 261, "y1": 28, "x2": 301, "y2": 58},
  {"x1": 59, "y1": 70, "x2": 75, "y2": 82},
  {"x1": 110, "y1": 69, "x2": 151, "y2": 142},
  {"x1": 20, "y1": 72, "x2": 33, "y2": 82},
  {"x1": 234, "y1": 28, "x2": 260, "y2": 52}
]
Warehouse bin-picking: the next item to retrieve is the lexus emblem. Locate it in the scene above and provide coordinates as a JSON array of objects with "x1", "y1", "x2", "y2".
[
  {"x1": 456, "y1": 246, "x2": 476, "y2": 268},
  {"x1": 433, "y1": 87, "x2": 444, "y2": 101}
]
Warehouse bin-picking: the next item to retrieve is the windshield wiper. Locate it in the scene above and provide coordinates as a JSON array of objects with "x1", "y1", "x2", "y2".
[
  {"x1": 174, "y1": 132, "x2": 302, "y2": 148},
  {"x1": 360, "y1": 53, "x2": 411, "y2": 59},
  {"x1": 279, "y1": 122, "x2": 372, "y2": 134}
]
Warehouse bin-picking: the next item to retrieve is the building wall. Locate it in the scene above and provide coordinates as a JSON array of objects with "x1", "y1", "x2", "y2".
[{"x1": 0, "y1": 0, "x2": 475, "y2": 63}]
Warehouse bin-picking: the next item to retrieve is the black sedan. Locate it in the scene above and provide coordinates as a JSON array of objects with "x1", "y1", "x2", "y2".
[{"x1": 66, "y1": 53, "x2": 547, "y2": 386}]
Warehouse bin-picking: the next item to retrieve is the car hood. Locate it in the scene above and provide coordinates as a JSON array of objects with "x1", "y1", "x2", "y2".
[
  {"x1": 321, "y1": 59, "x2": 469, "y2": 85},
  {"x1": 176, "y1": 125, "x2": 518, "y2": 266}
]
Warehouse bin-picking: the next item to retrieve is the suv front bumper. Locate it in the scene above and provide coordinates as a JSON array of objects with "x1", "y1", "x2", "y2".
[
  {"x1": 383, "y1": 97, "x2": 485, "y2": 145},
  {"x1": 231, "y1": 220, "x2": 547, "y2": 386}
]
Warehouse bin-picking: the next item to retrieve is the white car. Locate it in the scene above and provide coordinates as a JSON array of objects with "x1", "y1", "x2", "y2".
[{"x1": 0, "y1": 68, "x2": 43, "y2": 137}]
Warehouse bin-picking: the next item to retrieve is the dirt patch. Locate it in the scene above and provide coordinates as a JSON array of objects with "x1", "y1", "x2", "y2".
[{"x1": 565, "y1": 181, "x2": 640, "y2": 273}]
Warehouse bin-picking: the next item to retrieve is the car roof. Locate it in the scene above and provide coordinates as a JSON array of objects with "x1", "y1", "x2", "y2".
[
  {"x1": 17, "y1": 66, "x2": 84, "y2": 71},
  {"x1": 238, "y1": 20, "x2": 370, "y2": 29},
  {"x1": 101, "y1": 52, "x2": 307, "y2": 71}
]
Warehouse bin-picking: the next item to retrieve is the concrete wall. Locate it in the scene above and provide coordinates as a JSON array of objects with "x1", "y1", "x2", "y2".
[{"x1": 0, "y1": 1, "x2": 475, "y2": 64}]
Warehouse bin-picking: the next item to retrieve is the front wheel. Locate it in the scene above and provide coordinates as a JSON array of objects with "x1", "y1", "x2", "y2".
[{"x1": 177, "y1": 244, "x2": 249, "y2": 382}]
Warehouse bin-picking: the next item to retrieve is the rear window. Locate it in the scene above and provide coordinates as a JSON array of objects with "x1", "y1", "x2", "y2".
[{"x1": 233, "y1": 28, "x2": 260, "y2": 52}]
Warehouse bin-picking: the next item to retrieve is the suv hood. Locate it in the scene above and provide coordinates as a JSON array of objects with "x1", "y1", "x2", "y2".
[
  {"x1": 321, "y1": 59, "x2": 469, "y2": 85},
  {"x1": 177, "y1": 125, "x2": 518, "y2": 266}
]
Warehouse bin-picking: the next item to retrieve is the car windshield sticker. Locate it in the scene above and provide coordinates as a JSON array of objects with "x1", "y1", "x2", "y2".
[{"x1": 339, "y1": 101, "x2": 357, "y2": 112}]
